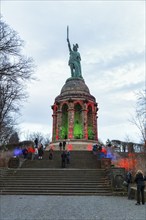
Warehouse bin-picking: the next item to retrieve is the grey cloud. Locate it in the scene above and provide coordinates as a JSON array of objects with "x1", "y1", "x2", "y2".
[{"x1": 83, "y1": 50, "x2": 145, "y2": 75}]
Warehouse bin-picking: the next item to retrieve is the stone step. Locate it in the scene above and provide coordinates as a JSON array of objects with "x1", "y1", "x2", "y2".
[
  {"x1": 1, "y1": 178, "x2": 107, "y2": 181},
  {"x1": 0, "y1": 182, "x2": 109, "y2": 188},
  {"x1": 2, "y1": 169, "x2": 106, "y2": 177},
  {"x1": 0, "y1": 191, "x2": 112, "y2": 196},
  {"x1": 1, "y1": 180, "x2": 108, "y2": 184},
  {"x1": 2, "y1": 175, "x2": 106, "y2": 179},
  {"x1": 0, "y1": 185, "x2": 111, "y2": 189},
  {"x1": 4, "y1": 171, "x2": 106, "y2": 175},
  {"x1": 4, "y1": 168, "x2": 106, "y2": 172}
]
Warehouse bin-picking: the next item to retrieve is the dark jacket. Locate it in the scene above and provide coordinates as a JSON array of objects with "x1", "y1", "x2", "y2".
[
  {"x1": 38, "y1": 147, "x2": 43, "y2": 156},
  {"x1": 126, "y1": 172, "x2": 132, "y2": 184},
  {"x1": 134, "y1": 173, "x2": 145, "y2": 187},
  {"x1": 61, "y1": 152, "x2": 66, "y2": 161}
]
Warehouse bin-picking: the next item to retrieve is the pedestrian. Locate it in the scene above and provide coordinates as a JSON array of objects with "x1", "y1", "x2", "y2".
[
  {"x1": 38, "y1": 144, "x2": 44, "y2": 160},
  {"x1": 34, "y1": 138, "x2": 38, "y2": 148},
  {"x1": 59, "y1": 142, "x2": 62, "y2": 151},
  {"x1": 22, "y1": 147, "x2": 28, "y2": 159},
  {"x1": 92, "y1": 144, "x2": 97, "y2": 155},
  {"x1": 134, "y1": 170, "x2": 146, "y2": 205},
  {"x1": 31, "y1": 146, "x2": 35, "y2": 160},
  {"x1": 125, "y1": 170, "x2": 132, "y2": 199},
  {"x1": 49, "y1": 148, "x2": 53, "y2": 160},
  {"x1": 63, "y1": 140, "x2": 66, "y2": 150},
  {"x1": 66, "y1": 150, "x2": 70, "y2": 164},
  {"x1": 27, "y1": 146, "x2": 34, "y2": 160},
  {"x1": 34, "y1": 147, "x2": 38, "y2": 159},
  {"x1": 61, "y1": 150, "x2": 66, "y2": 168}
]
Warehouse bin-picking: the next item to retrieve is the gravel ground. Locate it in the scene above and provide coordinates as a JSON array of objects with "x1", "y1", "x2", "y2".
[{"x1": 0, "y1": 195, "x2": 146, "y2": 220}]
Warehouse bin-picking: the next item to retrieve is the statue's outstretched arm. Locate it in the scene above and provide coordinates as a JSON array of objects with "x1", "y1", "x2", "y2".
[{"x1": 67, "y1": 38, "x2": 71, "y2": 52}]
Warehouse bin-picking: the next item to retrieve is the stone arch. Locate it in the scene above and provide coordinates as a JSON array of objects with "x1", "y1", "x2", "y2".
[
  {"x1": 61, "y1": 103, "x2": 68, "y2": 139},
  {"x1": 74, "y1": 103, "x2": 83, "y2": 139},
  {"x1": 87, "y1": 105, "x2": 94, "y2": 140}
]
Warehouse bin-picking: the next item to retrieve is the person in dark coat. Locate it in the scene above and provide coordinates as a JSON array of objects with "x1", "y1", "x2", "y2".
[
  {"x1": 61, "y1": 151, "x2": 66, "y2": 168},
  {"x1": 59, "y1": 142, "x2": 62, "y2": 151},
  {"x1": 49, "y1": 148, "x2": 53, "y2": 160},
  {"x1": 66, "y1": 150, "x2": 70, "y2": 164},
  {"x1": 34, "y1": 138, "x2": 38, "y2": 148},
  {"x1": 22, "y1": 147, "x2": 28, "y2": 159},
  {"x1": 134, "y1": 170, "x2": 146, "y2": 205},
  {"x1": 63, "y1": 140, "x2": 66, "y2": 150},
  {"x1": 125, "y1": 170, "x2": 132, "y2": 199},
  {"x1": 38, "y1": 144, "x2": 44, "y2": 160}
]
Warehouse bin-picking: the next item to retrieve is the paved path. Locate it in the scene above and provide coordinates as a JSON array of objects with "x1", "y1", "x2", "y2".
[{"x1": 0, "y1": 195, "x2": 146, "y2": 220}]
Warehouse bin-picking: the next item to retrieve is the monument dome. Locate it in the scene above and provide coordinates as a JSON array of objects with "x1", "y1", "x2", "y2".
[{"x1": 55, "y1": 77, "x2": 95, "y2": 103}]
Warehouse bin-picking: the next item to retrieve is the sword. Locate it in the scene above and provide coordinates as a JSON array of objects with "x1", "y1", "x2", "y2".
[{"x1": 67, "y1": 25, "x2": 69, "y2": 40}]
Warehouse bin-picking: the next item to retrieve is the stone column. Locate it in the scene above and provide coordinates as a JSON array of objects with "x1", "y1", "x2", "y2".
[
  {"x1": 56, "y1": 104, "x2": 62, "y2": 140},
  {"x1": 83, "y1": 100, "x2": 88, "y2": 140},
  {"x1": 92, "y1": 112, "x2": 97, "y2": 140},
  {"x1": 92, "y1": 103, "x2": 98, "y2": 141},
  {"x1": 95, "y1": 115, "x2": 98, "y2": 140},
  {"x1": 94, "y1": 103, "x2": 98, "y2": 140},
  {"x1": 68, "y1": 100, "x2": 74, "y2": 139},
  {"x1": 51, "y1": 105, "x2": 57, "y2": 142}
]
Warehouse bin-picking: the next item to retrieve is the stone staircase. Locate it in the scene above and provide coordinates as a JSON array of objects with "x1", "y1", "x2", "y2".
[
  {"x1": 0, "y1": 151, "x2": 112, "y2": 195},
  {"x1": 21, "y1": 151, "x2": 99, "y2": 169}
]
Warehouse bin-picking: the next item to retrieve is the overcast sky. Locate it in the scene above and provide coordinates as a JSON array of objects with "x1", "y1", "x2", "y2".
[{"x1": 1, "y1": 0, "x2": 145, "y2": 143}]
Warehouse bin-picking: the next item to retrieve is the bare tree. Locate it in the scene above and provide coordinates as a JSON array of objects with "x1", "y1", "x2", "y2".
[
  {"x1": 0, "y1": 19, "x2": 34, "y2": 145},
  {"x1": 8, "y1": 132, "x2": 19, "y2": 144},
  {"x1": 25, "y1": 132, "x2": 51, "y2": 147},
  {"x1": 130, "y1": 90, "x2": 146, "y2": 149}
]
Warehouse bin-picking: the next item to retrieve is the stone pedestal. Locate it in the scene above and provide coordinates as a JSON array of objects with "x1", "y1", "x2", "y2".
[
  {"x1": 110, "y1": 168, "x2": 125, "y2": 191},
  {"x1": 51, "y1": 77, "x2": 98, "y2": 149},
  {"x1": 8, "y1": 157, "x2": 20, "y2": 168}
]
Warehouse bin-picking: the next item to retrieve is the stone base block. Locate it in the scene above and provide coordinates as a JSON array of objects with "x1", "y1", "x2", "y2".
[{"x1": 47, "y1": 140, "x2": 98, "y2": 151}]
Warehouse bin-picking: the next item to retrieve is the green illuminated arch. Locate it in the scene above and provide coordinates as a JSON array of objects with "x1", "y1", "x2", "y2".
[
  {"x1": 87, "y1": 105, "x2": 94, "y2": 140},
  {"x1": 74, "y1": 103, "x2": 83, "y2": 139},
  {"x1": 61, "y1": 104, "x2": 68, "y2": 139}
]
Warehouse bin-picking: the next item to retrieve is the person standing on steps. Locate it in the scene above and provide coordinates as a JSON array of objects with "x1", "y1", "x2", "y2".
[
  {"x1": 134, "y1": 169, "x2": 146, "y2": 205},
  {"x1": 38, "y1": 143, "x2": 44, "y2": 160},
  {"x1": 34, "y1": 147, "x2": 38, "y2": 160},
  {"x1": 59, "y1": 142, "x2": 62, "y2": 151},
  {"x1": 49, "y1": 147, "x2": 53, "y2": 160},
  {"x1": 63, "y1": 140, "x2": 66, "y2": 150},
  {"x1": 34, "y1": 138, "x2": 38, "y2": 148},
  {"x1": 61, "y1": 150, "x2": 67, "y2": 168},
  {"x1": 66, "y1": 150, "x2": 70, "y2": 164}
]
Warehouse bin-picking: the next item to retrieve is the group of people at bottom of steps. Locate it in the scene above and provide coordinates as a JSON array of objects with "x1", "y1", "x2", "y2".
[{"x1": 125, "y1": 169, "x2": 146, "y2": 205}]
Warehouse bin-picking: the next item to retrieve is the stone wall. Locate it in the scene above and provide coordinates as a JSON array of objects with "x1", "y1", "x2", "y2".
[
  {"x1": 0, "y1": 150, "x2": 13, "y2": 167},
  {"x1": 110, "y1": 168, "x2": 126, "y2": 191}
]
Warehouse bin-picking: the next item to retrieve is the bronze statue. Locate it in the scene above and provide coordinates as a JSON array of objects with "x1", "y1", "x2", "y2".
[{"x1": 67, "y1": 26, "x2": 82, "y2": 78}]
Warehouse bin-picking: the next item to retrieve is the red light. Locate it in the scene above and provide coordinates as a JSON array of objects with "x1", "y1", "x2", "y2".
[
  {"x1": 87, "y1": 144, "x2": 92, "y2": 151},
  {"x1": 67, "y1": 144, "x2": 73, "y2": 151}
]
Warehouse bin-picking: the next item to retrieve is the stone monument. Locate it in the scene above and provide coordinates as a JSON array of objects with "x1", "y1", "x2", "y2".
[{"x1": 51, "y1": 27, "x2": 99, "y2": 150}]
